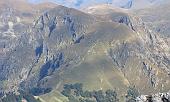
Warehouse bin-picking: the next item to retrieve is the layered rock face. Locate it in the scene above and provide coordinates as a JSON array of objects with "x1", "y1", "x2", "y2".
[
  {"x1": 0, "y1": 0, "x2": 57, "y2": 95},
  {"x1": 0, "y1": 0, "x2": 170, "y2": 101}
]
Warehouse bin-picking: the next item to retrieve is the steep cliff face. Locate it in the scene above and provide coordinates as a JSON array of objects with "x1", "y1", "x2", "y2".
[
  {"x1": 0, "y1": 4, "x2": 98, "y2": 94},
  {"x1": 0, "y1": 0, "x2": 57, "y2": 95}
]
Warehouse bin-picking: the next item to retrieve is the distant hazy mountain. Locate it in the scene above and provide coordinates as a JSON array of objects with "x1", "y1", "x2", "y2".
[
  {"x1": 110, "y1": 0, "x2": 168, "y2": 9},
  {"x1": 28, "y1": 0, "x2": 169, "y2": 9}
]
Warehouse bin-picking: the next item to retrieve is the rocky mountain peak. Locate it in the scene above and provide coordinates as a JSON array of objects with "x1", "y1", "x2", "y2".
[{"x1": 0, "y1": 1, "x2": 170, "y2": 102}]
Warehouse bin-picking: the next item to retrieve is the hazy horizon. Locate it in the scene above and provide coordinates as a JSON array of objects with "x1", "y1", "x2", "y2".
[{"x1": 27, "y1": 0, "x2": 131, "y2": 9}]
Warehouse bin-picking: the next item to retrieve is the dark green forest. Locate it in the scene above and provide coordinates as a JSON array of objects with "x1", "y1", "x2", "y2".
[
  {"x1": 0, "y1": 83, "x2": 140, "y2": 102},
  {"x1": 61, "y1": 83, "x2": 139, "y2": 102},
  {"x1": 0, "y1": 91, "x2": 41, "y2": 102}
]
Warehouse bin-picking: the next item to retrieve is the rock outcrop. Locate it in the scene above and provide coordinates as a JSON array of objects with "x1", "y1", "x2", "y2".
[{"x1": 137, "y1": 91, "x2": 170, "y2": 102}]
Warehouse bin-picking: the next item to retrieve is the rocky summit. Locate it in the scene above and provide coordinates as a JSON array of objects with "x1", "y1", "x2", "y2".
[{"x1": 0, "y1": 0, "x2": 170, "y2": 102}]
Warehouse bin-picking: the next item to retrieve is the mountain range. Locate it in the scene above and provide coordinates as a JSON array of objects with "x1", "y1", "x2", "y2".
[
  {"x1": 28, "y1": 0, "x2": 169, "y2": 9},
  {"x1": 0, "y1": 0, "x2": 170, "y2": 102}
]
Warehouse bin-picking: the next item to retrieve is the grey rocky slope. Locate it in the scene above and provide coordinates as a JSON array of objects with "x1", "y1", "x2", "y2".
[
  {"x1": 0, "y1": 1, "x2": 170, "y2": 101},
  {"x1": 84, "y1": 4, "x2": 170, "y2": 94},
  {"x1": 0, "y1": 0, "x2": 57, "y2": 50},
  {"x1": 133, "y1": 3, "x2": 170, "y2": 38},
  {"x1": 137, "y1": 91, "x2": 170, "y2": 102},
  {"x1": 0, "y1": 0, "x2": 57, "y2": 94}
]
